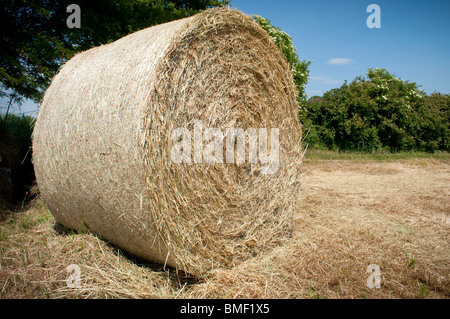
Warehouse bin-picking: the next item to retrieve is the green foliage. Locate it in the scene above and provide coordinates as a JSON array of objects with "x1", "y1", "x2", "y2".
[
  {"x1": 418, "y1": 281, "x2": 430, "y2": 299},
  {"x1": 0, "y1": 0, "x2": 229, "y2": 104},
  {"x1": 404, "y1": 251, "x2": 416, "y2": 269},
  {"x1": 0, "y1": 114, "x2": 34, "y2": 156},
  {"x1": 253, "y1": 15, "x2": 311, "y2": 104},
  {"x1": 300, "y1": 68, "x2": 450, "y2": 153},
  {"x1": 417, "y1": 92, "x2": 450, "y2": 152}
]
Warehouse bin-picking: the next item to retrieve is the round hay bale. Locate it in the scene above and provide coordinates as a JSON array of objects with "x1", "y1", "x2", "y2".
[{"x1": 32, "y1": 8, "x2": 302, "y2": 276}]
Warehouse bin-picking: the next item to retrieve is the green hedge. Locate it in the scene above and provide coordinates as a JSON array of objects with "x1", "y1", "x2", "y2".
[{"x1": 300, "y1": 68, "x2": 449, "y2": 152}]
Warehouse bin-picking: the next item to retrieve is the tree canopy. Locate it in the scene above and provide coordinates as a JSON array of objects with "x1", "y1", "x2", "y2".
[{"x1": 0, "y1": 0, "x2": 229, "y2": 104}]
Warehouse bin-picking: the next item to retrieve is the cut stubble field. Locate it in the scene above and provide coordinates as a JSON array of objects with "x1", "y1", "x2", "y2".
[{"x1": 0, "y1": 153, "x2": 449, "y2": 299}]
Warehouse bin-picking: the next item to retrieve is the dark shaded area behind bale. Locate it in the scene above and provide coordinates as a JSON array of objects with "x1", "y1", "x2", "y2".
[{"x1": 0, "y1": 115, "x2": 36, "y2": 218}]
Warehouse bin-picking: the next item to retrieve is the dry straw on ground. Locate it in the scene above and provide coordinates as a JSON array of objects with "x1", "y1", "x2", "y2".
[
  {"x1": 1, "y1": 158, "x2": 448, "y2": 299},
  {"x1": 32, "y1": 8, "x2": 303, "y2": 277}
]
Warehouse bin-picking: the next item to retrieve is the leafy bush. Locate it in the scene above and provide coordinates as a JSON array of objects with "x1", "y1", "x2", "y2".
[
  {"x1": 416, "y1": 93, "x2": 450, "y2": 152},
  {"x1": 300, "y1": 68, "x2": 449, "y2": 152}
]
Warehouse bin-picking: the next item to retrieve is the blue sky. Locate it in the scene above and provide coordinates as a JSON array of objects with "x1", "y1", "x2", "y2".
[
  {"x1": 232, "y1": 0, "x2": 450, "y2": 97},
  {"x1": 2, "y1": 0, "x2": 449, "y2": 116}
]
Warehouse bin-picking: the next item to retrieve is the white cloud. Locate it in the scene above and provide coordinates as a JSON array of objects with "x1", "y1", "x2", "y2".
[
  {"x1": 327, "y1": 58, "x2": 353, "y2": 65},
  {"x1": 310, "y1": 75, "x2": 343, "y2": 85}
]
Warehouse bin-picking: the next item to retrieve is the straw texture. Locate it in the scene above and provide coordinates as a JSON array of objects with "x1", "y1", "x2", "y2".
[{"x1": 32, "y1": 8, "x2": 302, "y2": 277}]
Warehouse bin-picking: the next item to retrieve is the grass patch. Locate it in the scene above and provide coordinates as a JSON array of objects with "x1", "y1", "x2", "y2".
[
  {"x1": 14, "y1": 203, "x2": 53, "y2": 231},
  {"x1": 304, "y1": 149, "x2": 450, "y2": 162},
  {"x1": 404, "y1": 252, "x2": 416, "y2": 269},
  {"x1": 418, "y1": 281, "x2": 431, "y2": 299}
]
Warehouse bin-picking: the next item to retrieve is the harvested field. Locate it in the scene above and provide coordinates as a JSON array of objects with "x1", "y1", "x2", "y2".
[{"x1": 0, "y1": 155, "x2": 449, "y2": 299}]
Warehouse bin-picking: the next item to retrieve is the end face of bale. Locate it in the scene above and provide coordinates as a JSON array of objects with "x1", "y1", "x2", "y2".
[{"x1": 32, "y1": 7, "x2": 303, "y2": 277}]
